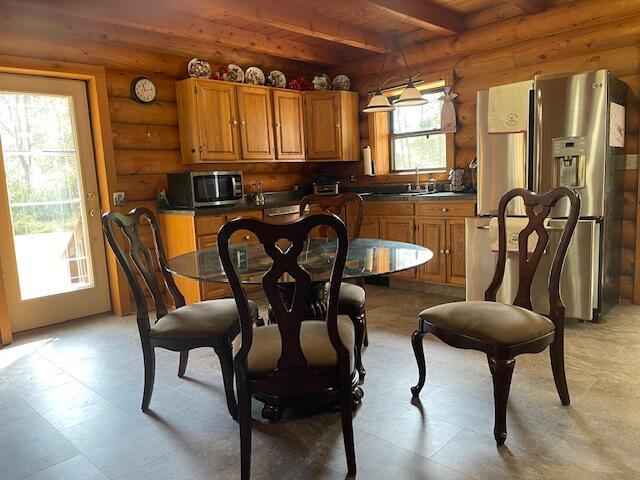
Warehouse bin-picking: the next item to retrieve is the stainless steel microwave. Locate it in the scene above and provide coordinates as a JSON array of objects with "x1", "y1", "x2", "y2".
[{"x1": 167, "y1": 171, "x2": 244, "y2": 208}]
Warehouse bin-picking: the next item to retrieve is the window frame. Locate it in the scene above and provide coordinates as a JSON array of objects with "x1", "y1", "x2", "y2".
[{"x1": 389, "y1": 86, "x2": 447, "y2": 173}]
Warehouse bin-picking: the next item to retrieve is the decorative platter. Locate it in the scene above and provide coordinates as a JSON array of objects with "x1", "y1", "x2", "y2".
[
  {"x1": 267, "y1": 70, "x2": 286, "y2": 88},
  {"x1": 313, "y1": 74, "x2": 330, "y2": 90},
  {"x1": 245, "y1": 66, "x2": 265, "y2": 85},
  {"x1": 224, "y1": 64, "x2": 244, "y2": 83},
  {"x1": 187, "y1": 58, "x2": 211, "y2": 79},
  {"x1": 332, "y1": 74, "x2": 351, "y2": 91}
]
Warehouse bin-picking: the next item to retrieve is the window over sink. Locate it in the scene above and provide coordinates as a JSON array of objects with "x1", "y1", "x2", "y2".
[{"x1": 390, "y1": 88, "x2": 446, "y2": 172}]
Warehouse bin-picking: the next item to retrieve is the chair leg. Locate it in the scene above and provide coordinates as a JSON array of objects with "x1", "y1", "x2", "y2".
[
  {"x1": 363, "y1": 310, "x2": 369, "y2": 348},
  {"x1": 339, "y1": 389, "x2": 357, "y2": 477},
  {"x1": 410, "y1": 330, "x2": 426, "y2": 398},
  {"x1": 178, "y1": 350, "x2": 189, "y2": 378},
  {"x1": 214, "y1": 344, "x2": 238, "y2": 420},
  {"x1": 550, "y1": 339, "x2": 570, "y2": 405},
  {"x1": 237, "y1": 383, "x2": 252, "y2": 480},
  {"x1": 141, "y1": 342, "x2": 156, "y2": 412},
  {"x1": 351, "y1": 312, "x2": 366, "y2": 381},
  {"x1": 488, "y1": 356, "x2": 515, "y2": 446}
]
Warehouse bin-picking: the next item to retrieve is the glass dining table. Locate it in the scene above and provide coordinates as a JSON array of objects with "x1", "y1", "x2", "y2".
[
  {"x1": 166, "y1": 237, "x2": 433, "y2": 320},
  {"x1": 166, "y1": 237, "x2": 433, "y2": 419}
]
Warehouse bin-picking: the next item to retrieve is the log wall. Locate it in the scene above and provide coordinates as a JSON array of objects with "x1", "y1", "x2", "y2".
[{"x1": 335, "y1": 1, "x2": 640, "y2": 302}]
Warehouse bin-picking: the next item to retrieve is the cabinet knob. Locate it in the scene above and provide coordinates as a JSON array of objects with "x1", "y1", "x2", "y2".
[
  {"x1": 241, "y1": 120, "x2": 246, "y2": 126},
  {"x1": 198, "y1": 146, "x2": 202, "y2": 153},
  {"x1": 439, "y1": 249, "x2": 445, "y2": 255},
  {"x1": 336, "y1": 123, "x2": 340, "y2": 128},
  {"x1": 245, "y1": 235, "x2": 250, "y2": 240},
  {"x1": 444, "y1": 249, "x2": 451, "y2": 255},
  {"x1": 275, "y1": 122, "x2": 281, "y2": 128},
  {"x1": 441, "y1": 207, "x2": 448, "y2": 213},
  {"x1": 232, "y1": 119, "x2": 238, "y2": 126}
]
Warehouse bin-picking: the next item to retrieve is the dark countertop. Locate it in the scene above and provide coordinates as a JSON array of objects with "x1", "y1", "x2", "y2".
[{"x1": 158, "y1": 189, "x2": 476, "y2": 216}]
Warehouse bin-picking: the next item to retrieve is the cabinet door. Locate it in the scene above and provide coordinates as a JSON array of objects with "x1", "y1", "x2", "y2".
[
  {"x1": 446, "y1": 219, "x2": 466, "y2": 285},
  {"x1": 380, "y1": 216, "x2": 416, "y2": 279},
  {"x1": 237, "y1": 85, "x2": 275, "y2": 160},
  {"x1": 359, "y1": 216, "x2": 380, "y2": 239},
  {"x1": 304, "y1": 92, "x2": 341, "y2": 159},
  {"x1": 273, "y1": 90, "x2": 305, "y2": 160},
  {"x1": 196, "y1": 81, "x2": 239, "y2": 161},
  {"x1": 416, "y1": 219, "x2": 447, "y2": 283}
]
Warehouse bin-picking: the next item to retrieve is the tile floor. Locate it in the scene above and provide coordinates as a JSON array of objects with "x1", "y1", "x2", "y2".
[{"x1": 1, "y1": 285, "x2": 639, "y2": 479}]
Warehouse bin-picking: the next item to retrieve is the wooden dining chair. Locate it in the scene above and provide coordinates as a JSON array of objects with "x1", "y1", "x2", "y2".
[
  {"x1": 300, "y1": 192, "x2": 368, "y2": 379},
  {"x1": 411, "y1": 187, "x2": 580, "y2": 446},
  {"x1": 102, "y1": 207, "x2": 260, "y2": 419},
  {"x1": 218, "y1": 213, "x2": 357, "y2": 480}
]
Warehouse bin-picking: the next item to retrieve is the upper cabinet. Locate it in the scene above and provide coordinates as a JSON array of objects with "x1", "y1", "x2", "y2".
[
  {"x1": 273, "y1": 90, "x2": 305, "y2": 160},
  {"x1": 177, "y1": 79, "x2": 240, "y2": 163},
  {"x1": 304, "y1": 91, "x2": 359, "y2": 161},
  {"x1": 176, "y1": 78, "x2": 359, "y2": 163},
  {"x1": 237, "y1": 85, "x2": 275, "y2": 160}
]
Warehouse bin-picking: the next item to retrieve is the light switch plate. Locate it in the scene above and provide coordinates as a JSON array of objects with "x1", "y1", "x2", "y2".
[{"x1": 113, "y1": 191, "x2": 126, "y2": 207}]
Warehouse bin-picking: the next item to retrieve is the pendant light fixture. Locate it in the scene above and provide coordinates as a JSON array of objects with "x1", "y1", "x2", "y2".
[{"x1": 363, "y1": 32, "x2": 427, "y2": 113}]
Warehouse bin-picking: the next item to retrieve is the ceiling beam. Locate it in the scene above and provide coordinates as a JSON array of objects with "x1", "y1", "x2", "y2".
[
  {"x1": 361, "y1": 0, "x2": 465, "y2": 35},
  {"x1": 185, "y1": 0, "x2": 389, "y2": 53},
  {"x1": 10, "y1": 0, "x2": 343, "y2": 65},
  {"x1": 503, "y1": 0, "x2": 547, "y2": 14}
]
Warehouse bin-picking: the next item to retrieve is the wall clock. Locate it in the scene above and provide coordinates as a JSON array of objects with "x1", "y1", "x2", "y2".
[{"x1": 130, "y1": 76, "x2": 157, "y2": 104}]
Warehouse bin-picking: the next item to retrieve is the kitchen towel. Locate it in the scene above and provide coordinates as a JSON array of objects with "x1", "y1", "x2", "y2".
[{"x1": 487, "y1": 81, "x2": 532, "y2": 134}]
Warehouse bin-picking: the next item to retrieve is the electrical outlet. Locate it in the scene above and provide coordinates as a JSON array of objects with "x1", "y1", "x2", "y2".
[{"x1": 113, "y1": 191, "x2": 126, "y2": 207}]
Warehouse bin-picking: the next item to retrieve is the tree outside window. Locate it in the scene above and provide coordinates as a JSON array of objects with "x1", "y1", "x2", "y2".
[{"x1": 390, "y1": 89, "x2": 446, "y2": 172}]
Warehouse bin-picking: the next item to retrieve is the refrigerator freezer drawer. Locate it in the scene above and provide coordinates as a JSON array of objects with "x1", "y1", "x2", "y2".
[{"x1": 466, "y1": 217, "x2": 598, "y2": 321}]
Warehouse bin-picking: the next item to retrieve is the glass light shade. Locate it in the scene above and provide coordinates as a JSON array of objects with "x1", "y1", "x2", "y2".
[
  {"x1": 363, "y1": 92, "x2": 395, "y2": 113},
  {"x1": 394, "y1": 82, "x2": 427, "y2": 107}
]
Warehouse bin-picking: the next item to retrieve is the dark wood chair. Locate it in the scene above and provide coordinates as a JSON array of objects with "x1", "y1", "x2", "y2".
[
  {"x1": 300, "y1": 192, "x2": 368, "y2": 379},
  {"x1": 102, "y1": 207, "x2": 260, "y2": 419},
  {"x1": 411, "y1": 187, "x2": 580, "y2": 446},
  {"x1": 218, "y1": 213, "x2": 357, "y2": 480}
]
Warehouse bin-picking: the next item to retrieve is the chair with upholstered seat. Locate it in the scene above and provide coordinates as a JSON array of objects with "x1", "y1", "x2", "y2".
[
  {"x1": 411, "y1": 187, "x2": 580, "y2": 446},
  {"x1": 218, "y1": 213, "x2": 357, "y2": 480},
  {"x1": 300, "y1": 192, "x2": 368, "y2": 379},
  {"x1": 102, "y1": 208, "x2": 260, "y2": 419}
]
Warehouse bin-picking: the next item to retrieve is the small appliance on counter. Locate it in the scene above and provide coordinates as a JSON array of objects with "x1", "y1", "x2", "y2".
[
  {"x1": 167, "y1": 171, "x2": 244, "y2": 208},
  {"x1": 312, "y1": 174, "x2": 340, "y2": 196}
]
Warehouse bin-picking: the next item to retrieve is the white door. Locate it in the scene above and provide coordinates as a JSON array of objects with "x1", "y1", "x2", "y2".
[{"x1": 0, "y1": 73, "x2": 110, "y2": 332}]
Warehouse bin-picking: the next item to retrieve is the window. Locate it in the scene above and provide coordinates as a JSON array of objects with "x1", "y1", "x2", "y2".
[{"x1": 390, "y1": 89, "x2": 446, "y2": 172}]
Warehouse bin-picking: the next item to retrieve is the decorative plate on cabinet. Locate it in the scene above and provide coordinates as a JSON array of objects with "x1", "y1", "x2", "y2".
[
  {"x1": 245, "y1": 67, "x2": 265, "y2": 85},
  {"x1": 187, "y1": 58, "x2": 212, "y2": 79},
  {"x1": 267, "y1": 70, "x2": 286, "y2": 88},
  {"x1": 313, "y1": 74, "x2": 330, "y2": 90},
  {"x1": 332, "y1": 74, "x2": 351, "y2": 91},
  {"x1": 224, "y1": 64, "x2": 244, "y2": 83}
]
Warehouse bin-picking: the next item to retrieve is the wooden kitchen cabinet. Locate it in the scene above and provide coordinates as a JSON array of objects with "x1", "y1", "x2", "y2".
[
  {"x1": 176, "y1": 78, "x2": 240, "y2": 163},
  {"x1": 380, "y1": 215, "x2": 416, "y2": 279},
  {"x1": 416, "y1": 219, "x2": 447, "y2": 283},
  {"x1": 356, "y1": 199, "x2": 475, "y2": 286},
  {"x1": 273, "y1": 89, "x2": 305, "y2": 160},
  {"x1": 445, "y1": 218, "x2": 466, "y2": 285},
  {"x1": 304, "y1": 91, "x2": 359, "y2": 161},
  {"x1": 237, "y1": 85, "x2": 275, "y2": 160}
]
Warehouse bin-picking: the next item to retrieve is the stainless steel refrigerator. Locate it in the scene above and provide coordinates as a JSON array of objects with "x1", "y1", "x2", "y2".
[{"x1": 466, "y1": 70, "x2": 628, "y2": 321}]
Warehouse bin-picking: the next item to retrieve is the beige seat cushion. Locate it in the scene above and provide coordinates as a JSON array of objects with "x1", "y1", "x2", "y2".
[
  {"x1": 150, "y1": 299, "x2": 258, "y2": 339},
  {"x1": 325, "y1": 282, "x2": 365, "y2": 313},
  {"x1": 232, "y1": 319, "x2": 355, "y2": 377},
  {"x1": 419, "y1": 301, "x2": 555, "y2": 346}
]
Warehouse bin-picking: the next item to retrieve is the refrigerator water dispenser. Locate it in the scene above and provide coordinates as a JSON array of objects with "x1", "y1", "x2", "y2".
[{"x1": 553, "y1": 137, "x2": 586, "y2": 188}]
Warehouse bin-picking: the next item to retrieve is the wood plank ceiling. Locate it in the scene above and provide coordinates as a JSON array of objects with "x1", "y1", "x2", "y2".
[{"x1": 2, "y1": 0, "x2": 571, "y2": 73}]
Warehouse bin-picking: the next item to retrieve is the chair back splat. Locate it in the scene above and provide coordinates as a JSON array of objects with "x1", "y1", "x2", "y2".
[
  {"x1": 299, "y1": 193, "x2": 364, "y2": 239},
  {"x1": 218, "y1": 213, "x2": 350, "y2": 390},
  {"x1": 102, "y1": 208, "x2": 186, "y2": 335},
  {"x1": 485, "y1": 187, "x2": 581, "y2": 329}
]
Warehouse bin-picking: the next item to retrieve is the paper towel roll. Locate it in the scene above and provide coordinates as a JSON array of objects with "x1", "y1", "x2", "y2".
[{"x1": 363, "y1": 146, "x2": 373, "y2": 176}]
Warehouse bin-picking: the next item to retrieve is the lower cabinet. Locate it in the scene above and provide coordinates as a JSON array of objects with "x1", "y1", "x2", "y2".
[
  {"x1": 160, "y1": 210, "x2": 263, "y2": 304},
  {"x1": 354, "y1": 200, "x2": 475, "y2": 287}
]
